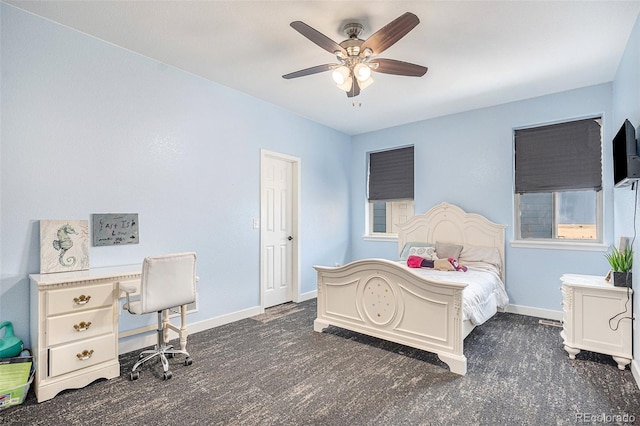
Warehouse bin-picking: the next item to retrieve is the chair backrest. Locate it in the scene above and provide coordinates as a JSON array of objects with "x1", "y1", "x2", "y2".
[{"x1": 139, "y1": 252, "x2": 197, "y2": 313}]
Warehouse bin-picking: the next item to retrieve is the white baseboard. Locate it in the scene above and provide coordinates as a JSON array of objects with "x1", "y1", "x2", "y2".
[
  {"x1": 118, "y1": 305, "x2": 263, "y2": 355},
  {"x1": 632, "y1": 359, "x2": 640, "y2": 390},
  {"x1": 505, "y1": 304, "x2": 563, "y2": 321},
  {"x1": 297, "y1": 289, "x2": 317, "y2": 302},
  {"x1": 118, "y1": 293, "x2": 319, "y2": 355}
]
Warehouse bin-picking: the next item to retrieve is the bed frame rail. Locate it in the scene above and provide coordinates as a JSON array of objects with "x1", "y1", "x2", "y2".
[{"x1": 314, "y1": 259, "x2": 468, "y2": 375}]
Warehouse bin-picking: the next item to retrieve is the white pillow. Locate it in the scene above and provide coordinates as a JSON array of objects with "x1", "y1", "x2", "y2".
[
  {"x1": 459, "y1": 245, "x2": 502, "y2": 270},
  {"x1": 407, "y1": 245, "x2": 438, "y2": 260},
  {"x1": 399, "y1": 242, "x2": 435, "y2": 261}
]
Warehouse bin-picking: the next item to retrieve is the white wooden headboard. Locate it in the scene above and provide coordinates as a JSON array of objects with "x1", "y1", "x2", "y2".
[{"x1": 396, "y1": 202, "x2": 507, "y2": 280}]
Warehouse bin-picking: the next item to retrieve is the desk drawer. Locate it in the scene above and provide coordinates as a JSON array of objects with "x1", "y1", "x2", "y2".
[
  {"x1": 49, "y1": 334, "x2": 116, "y2": 377},
  {"x1": 47, "y1": 306, "x2": 114, "y2": 346},
  {"x1": 47, "y1": 283, "x2": 114, "y2": 316}
]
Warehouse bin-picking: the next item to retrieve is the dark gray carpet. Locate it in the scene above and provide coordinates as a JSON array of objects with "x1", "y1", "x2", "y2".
[{"x1": 2, "y1": 299, "x2": 639, "y2": 425}]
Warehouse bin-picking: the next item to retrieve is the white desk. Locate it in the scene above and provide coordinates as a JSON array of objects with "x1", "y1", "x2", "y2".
[{"x1": 29, "y1": 265, "x2": 141, "y2": 402}]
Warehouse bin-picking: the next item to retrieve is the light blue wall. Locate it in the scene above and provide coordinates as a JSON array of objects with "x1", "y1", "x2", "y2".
[
  {"x1": 2, "y1": 3, "x2": 638, "y2": 347},
  {"x1": 0, "y1": 5, "x2": 351, "y2": 343},
  {"x1": 612, "y1": 11, "x2": 640, "y2": 369},
  {"x1": 351, "y1": 83, "x2": 614, "y2": 312}
]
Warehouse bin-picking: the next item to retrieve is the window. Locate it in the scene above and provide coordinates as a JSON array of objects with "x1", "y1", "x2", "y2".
[
  {"x1": 367, "y1": 146, "x2": 414, "y2": 236},
  {"x1": 514, "y1": 118, "x2": 602, "y2": 242},
  {"x1": 369, "y1": 200, "x2": 415, "y2": 234}
]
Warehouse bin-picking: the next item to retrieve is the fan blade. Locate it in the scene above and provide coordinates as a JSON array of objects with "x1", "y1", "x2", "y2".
[
  {"x1": 282, "y1": 64, "x2": 336, "y2": 79},
  {"x1": 346, "y1": 76, "x2": 361, "y2": 98},
  {"x1": 290, "y1": 21, "x2": 348, "y2": 57},
  {"x1": 370, "y1": 58, "x2": 428, "y2": 77},
  {"x1": 360, "y1": 12, "x2": 420, "y2": 56}
]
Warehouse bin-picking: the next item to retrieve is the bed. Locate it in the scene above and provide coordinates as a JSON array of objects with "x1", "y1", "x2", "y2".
[{"x1": 313, "y1": 202, "x2": 508, "y2": 375}]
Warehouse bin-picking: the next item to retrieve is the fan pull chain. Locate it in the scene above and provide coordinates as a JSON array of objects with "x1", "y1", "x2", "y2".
[{"x1": 351, "y1": 100, "x2": 362, "y2": 107}]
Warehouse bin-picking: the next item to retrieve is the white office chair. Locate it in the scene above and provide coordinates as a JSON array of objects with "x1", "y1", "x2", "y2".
[{"x1": 121, "y1": 252, "x2": 197, "y2": 381}]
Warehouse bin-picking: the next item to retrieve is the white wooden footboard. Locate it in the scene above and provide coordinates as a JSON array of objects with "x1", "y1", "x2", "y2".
[{"x1": 314, "y1": 258, "x2": 468, "y2": 375}]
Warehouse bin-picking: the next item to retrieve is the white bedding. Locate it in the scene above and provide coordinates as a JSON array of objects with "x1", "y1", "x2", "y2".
[{"x1": 404, "y1": 263, "x2": 509, "y2": 325}]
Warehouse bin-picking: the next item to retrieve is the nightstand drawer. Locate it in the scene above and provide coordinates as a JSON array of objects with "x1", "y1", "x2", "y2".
[
  {"x1": 47, "y1": 306, "x2": 114, "y2": 346},
  {"x1": 47, "y1": 283, "x2": 114, "y2": 316},
  {"x1": 49, "y1": 334, "x2": 116, "y2": 377}
]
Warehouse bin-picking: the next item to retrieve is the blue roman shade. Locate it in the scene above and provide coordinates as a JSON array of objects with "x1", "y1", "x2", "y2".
[
  {"x1": 368, "y1": 146, "x2": 414, "y2": 201},
  {"x1": 515, "y1": 118, "x2": 602, "y2": 193}
]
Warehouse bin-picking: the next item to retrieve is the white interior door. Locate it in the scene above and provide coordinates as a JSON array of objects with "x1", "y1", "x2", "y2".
[{"x1": 261, "y1": 151, "x2": 297, "y2": 308}]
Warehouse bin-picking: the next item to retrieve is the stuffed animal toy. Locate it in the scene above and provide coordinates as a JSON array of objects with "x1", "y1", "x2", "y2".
[
  {"x1": 435, "y1": 258, "x2": 456, "y2": 271},
  {"x1": 447, "y1": 257, "x2": 468, "y2": 272},
  {"x1": 406, "y1": 255, "x2": 467, "y2": 272}
]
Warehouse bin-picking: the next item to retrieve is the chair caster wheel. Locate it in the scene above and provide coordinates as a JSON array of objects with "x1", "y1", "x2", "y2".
[
  {"x1": 130, "y1": 371, "x2": 140, "y2": 381},
  {"x1": 167, "y1": 353, "x2": 175, "y2": 359},
  {"x1": 184, "y1": 357, "x2": 193, "y2": 366},
  {"x1": 163, "y1": 371, "x2": 173, "y2": 380}
]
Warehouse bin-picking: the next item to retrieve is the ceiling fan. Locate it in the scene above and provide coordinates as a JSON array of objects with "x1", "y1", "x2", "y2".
[{"x1": 282, "y1": 12, "x2": 428, "y2": 98}]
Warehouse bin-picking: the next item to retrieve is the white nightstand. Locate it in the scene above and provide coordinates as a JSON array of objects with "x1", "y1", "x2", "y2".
[{"x1": 561, "y1": 274, "x2": 633, "y2": 370}]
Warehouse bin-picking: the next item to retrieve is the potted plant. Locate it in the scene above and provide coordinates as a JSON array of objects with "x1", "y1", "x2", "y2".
[{"x1": 605, "y1": 247, "x2": 633, "y2": 287}]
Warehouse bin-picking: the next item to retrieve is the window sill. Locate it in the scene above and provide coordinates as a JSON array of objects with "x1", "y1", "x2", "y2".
[
  {"x1": 363, "y1": 234, "x2": 398, "y2": 242},
  {"x1": 510, "y1": 240, "x2": 609, "y2": 252}
]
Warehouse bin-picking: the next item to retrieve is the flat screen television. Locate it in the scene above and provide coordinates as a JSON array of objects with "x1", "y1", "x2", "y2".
[{"x1": 613, "y1": 119, "x2": 640, "y2": 188}]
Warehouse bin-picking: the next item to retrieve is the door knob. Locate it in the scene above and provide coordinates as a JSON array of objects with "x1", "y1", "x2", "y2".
[{"x1": 288, "y1": 236, "x2": 293, "y2": 241}]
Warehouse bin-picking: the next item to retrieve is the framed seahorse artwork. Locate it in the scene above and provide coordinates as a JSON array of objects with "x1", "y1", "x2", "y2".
[{"x1": 39, "y1": 220, "x2": 90, "y2": 274}]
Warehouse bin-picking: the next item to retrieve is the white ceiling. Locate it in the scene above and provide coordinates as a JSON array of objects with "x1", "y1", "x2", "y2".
[{"x1": 6, "y1": 1, "x2": 640, "y2": 135}]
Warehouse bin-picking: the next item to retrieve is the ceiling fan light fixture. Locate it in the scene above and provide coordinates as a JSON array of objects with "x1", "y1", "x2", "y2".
[
  {"x1": 332, "y1": 66, "x2": 351, "y2": 85},
  {"x1": 361, "y1": 47, "x2": 374, "y2": 58},
  {"x1": 354, "y1": 63, "x2": 372, "y2": 82},
  {"x1": 336, "y1": 76, "x2": 353, "y2": 92},
  {"x1": 284, "y1": 13, "x2": 426, "y2": 98},
  {"x1": 358, "y1": 76, "x2": 374, "y2": 91}
]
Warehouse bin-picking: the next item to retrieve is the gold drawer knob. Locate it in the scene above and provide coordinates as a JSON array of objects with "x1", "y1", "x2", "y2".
[
  {"x1": 76, "y1": 349, "x2": 94, "y2": 361},
  {"x1": 73, "y1": 321, "x2": 92, "y2": 332},
  {"x1": 73, "y1": 295, "x2": 91, "y2": 305}
]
